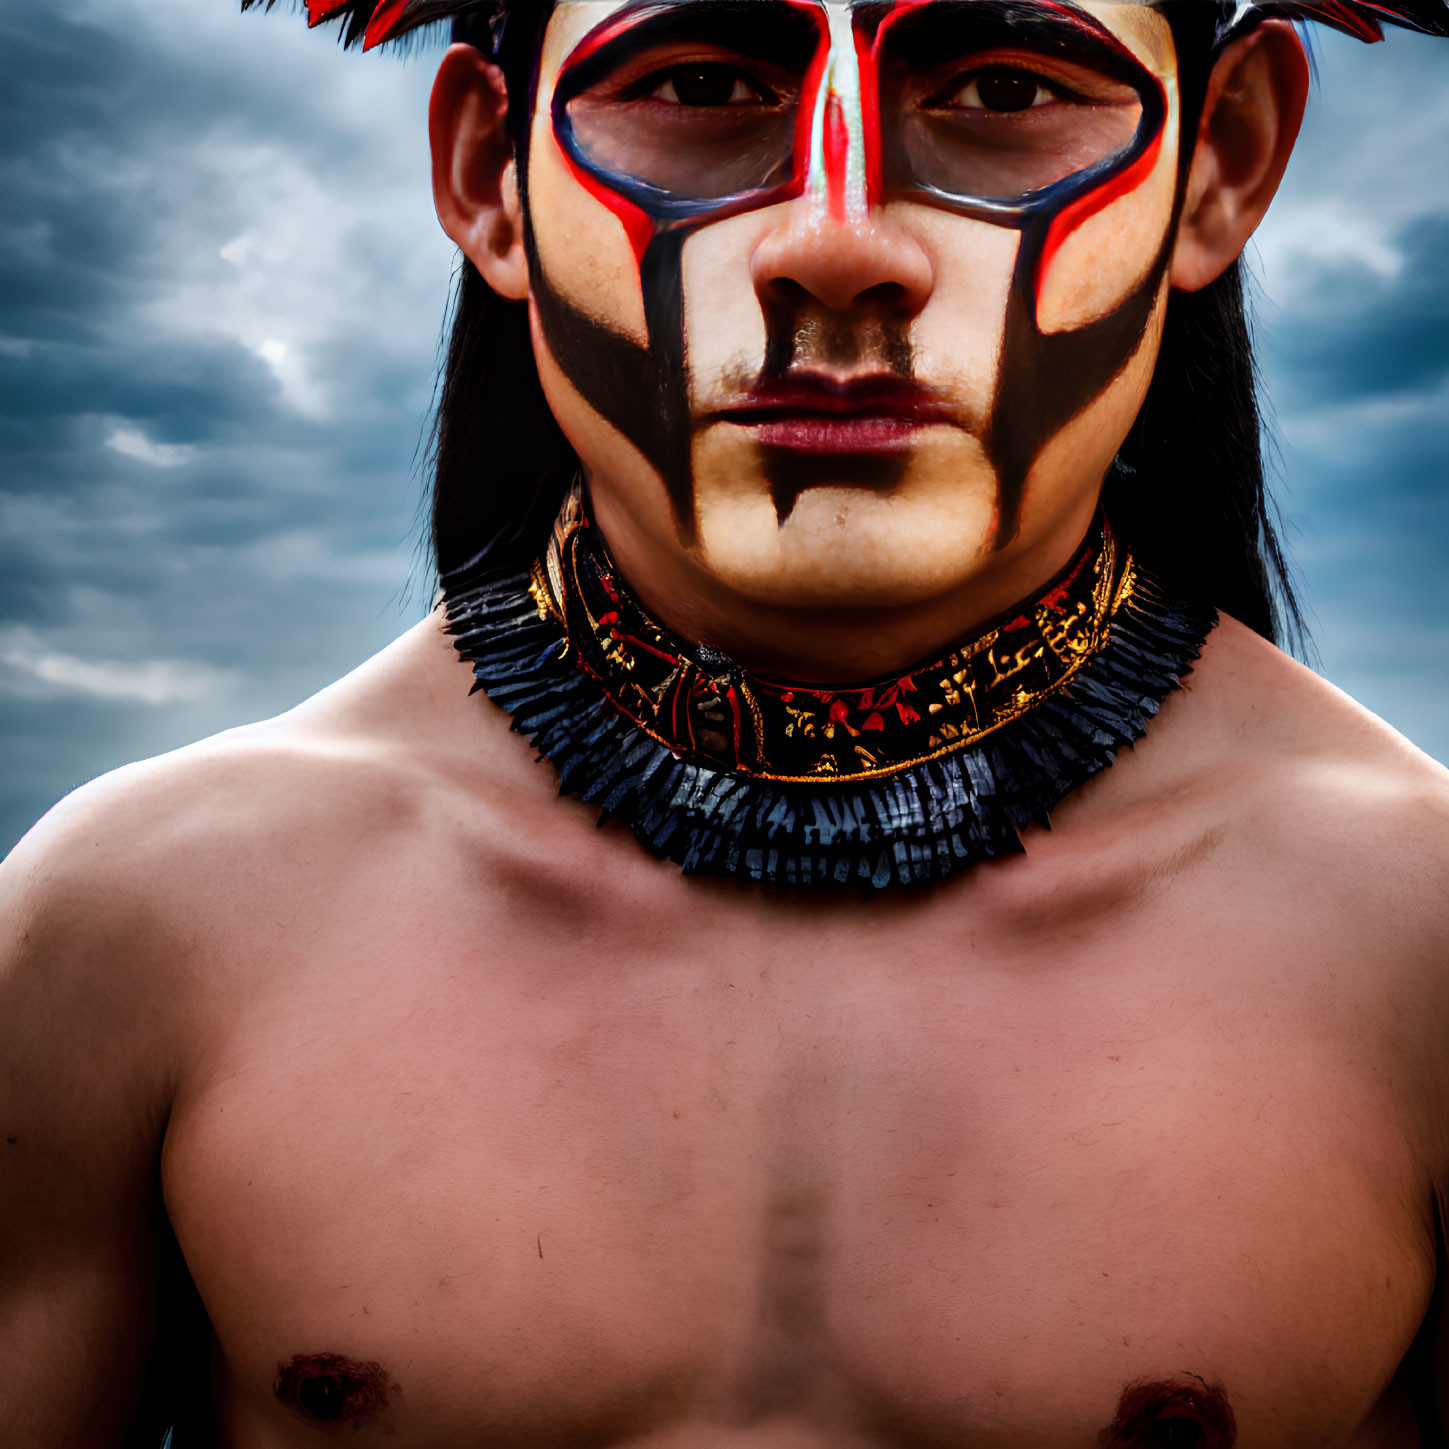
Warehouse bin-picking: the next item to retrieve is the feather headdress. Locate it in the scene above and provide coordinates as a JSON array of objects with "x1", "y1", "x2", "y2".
[
  {"x1": 240, "y1": 0, "x2": 1448, "y2": 53},
  {"x1": 1230, "y1": 0, "x2": 1449, "y2": 40},
  {"x1": 239, "y1": 0, "x2": 486, "y2": 52}
]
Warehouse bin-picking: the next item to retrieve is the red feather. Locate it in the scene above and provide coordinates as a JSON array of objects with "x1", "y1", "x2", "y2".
[
  {"x1": 1250, "y1": 0, "x2": 1449, "y2": 34},
  {"x1": 362, "y1": 0, "x2": 411, "y2": 49},
  {"x1": 1292, "y1": 0, "x2": 1386, "y2": 38},
  {"x1": 240, "y1": 0, "x2": 465, "y2": 51},
  {"x1": 242, "y1": 0, "x2": 1447, "y2": 53},
  {"x1": 305, "y1": 0, "x2": 353, "y2": 26}
]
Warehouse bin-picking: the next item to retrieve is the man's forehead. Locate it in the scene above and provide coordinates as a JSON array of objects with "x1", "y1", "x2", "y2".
[{"x1": 541, "y1": 0, "x2": 1178, "y2": 76}]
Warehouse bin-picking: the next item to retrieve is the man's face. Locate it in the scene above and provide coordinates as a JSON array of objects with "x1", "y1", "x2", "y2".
[{"x1": 523, "y1": 0, "x2": 1182, "y2": 611}]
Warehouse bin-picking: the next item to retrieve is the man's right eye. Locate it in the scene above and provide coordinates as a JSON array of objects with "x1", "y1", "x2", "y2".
[
  {"x1": 950, "y1": 68, "x2": 1056, "y2": 113},
  {"x1": 647, "y1": 63, "x2": 770, "y2": 107}
]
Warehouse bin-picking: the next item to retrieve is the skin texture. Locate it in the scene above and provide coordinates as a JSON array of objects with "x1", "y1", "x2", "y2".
[
  {"x1": 3, "y1": 6, "x2": 1447, "y2": 1447},
  {"x1": 3, "y1": 611, "x2": 1449, "y2": 1448}
]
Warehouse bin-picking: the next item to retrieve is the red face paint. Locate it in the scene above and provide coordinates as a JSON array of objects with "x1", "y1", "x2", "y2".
[
  {"x1": 556, "y1": 144, "x2": 657, "y2": 270},
  {"x1": 1035, "y1": 89, "x2": 1165, "y2": 302},
  {"x1": 544, "y1": 0, "x2": 1173, "y2": 542},
  {"x1": 853, "y1": 24, "x2": 882, "y2": 205},
  {"x1": 792, "y1": 6, "x2": 832, "y2": 197},
  {"x1": 823, "y1": 91, "x2": 850, "y2": 222}
]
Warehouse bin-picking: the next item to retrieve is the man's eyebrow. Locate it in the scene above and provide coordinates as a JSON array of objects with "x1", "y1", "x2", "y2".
[
  {"x1": 562, "y1": 0, "x2": 823, "y2": 72},
  {"x1": 865, "y1": 0, "x2": 1151, "y2": 76},
  {"x1": 567, "y1": 0, "x2": 1146, "y2": 62}
]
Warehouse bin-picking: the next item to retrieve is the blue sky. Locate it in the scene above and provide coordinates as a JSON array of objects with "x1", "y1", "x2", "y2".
[{"x1": 1, "y1": 2, "x2": 1446, "y2": 856}]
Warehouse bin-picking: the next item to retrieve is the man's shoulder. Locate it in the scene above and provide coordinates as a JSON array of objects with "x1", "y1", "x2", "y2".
[
  {"x1": 2, "y1": 612, "x2": 510, "y2": 963},
  {"x1": 1174, "y1": 613, "x2": 1449, "y2": 898},
  {"x1": 1198, "y1": 613, "x2": 1447, "y2": 786},
  {"x1": 0, "y1": 608, "x2": 573, "y2": 1126}
]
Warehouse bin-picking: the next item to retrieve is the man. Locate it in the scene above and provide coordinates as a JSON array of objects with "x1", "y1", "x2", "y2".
[{"x1": 3, "y1": 0, "x2": 1448, "y2": 1443}]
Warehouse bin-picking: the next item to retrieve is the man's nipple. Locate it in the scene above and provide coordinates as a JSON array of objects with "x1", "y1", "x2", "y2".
[
  {"x1": 1098, "y1": 1377, "x2": 1236, "y2": 1448},
  {"x1": 275, "y1": 1352, "x2": 398, "y2": 1426}
]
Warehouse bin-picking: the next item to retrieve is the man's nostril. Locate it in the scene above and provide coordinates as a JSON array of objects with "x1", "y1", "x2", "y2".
[
  {"x1": 857, "y1": 280, "x2": 909, "y2": 309},
  {"x1": 760, "y1": 275, "x2": 915, "y2": 318},
  {"x1": 761, "y1": 277, "x2": 813, "y2": 310}
]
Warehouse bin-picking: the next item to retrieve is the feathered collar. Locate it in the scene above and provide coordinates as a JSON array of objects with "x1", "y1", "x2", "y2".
[{"x1": 443, "y1": 487, "x2": 1217, "y2": 891}]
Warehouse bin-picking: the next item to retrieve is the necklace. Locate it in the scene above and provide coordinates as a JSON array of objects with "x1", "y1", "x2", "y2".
[{"x1": 444, "y1": 486, "x2": 1216, "y2": 890}]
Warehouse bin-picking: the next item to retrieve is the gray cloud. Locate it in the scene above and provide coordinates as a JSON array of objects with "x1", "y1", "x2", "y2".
[
  {"x1": 1263, "y1": 215, "x2": 1449, "y2": 410},
  {"x1": 1250, "y1": 27, "x2": 1449, "y2": 762},
  {"x1": 1, "y1": 0, "x2": 455, "y2": 850}
]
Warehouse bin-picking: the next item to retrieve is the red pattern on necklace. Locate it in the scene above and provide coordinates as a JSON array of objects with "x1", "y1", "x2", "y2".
[{"x1": 533, "y1": 484, "x2": 1135, "y2": 785}]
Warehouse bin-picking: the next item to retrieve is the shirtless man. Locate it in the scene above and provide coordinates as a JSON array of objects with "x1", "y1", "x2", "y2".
[{"x1": 4, "y1": 0, "x2": 1449, "y2": 1444}]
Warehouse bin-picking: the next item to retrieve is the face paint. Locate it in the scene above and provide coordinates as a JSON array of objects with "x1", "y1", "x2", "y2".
[
  {"x1": 541, "y1": 0, "x2": 828, "y2": 531},
  {"x1": 863, "y1": 0, "x2": 1169, "y2": 537},
  {"x1": 531, "y1": 0, "x2": 1175, "y2": 549},
  {"x1": 809, "y1": 1, "x2": 870, "y2": 221}
]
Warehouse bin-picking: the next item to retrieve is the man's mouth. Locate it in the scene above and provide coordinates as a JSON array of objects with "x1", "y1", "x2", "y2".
[{"x1": 715, "y1": 373, "x2": 956, "y2": 454}]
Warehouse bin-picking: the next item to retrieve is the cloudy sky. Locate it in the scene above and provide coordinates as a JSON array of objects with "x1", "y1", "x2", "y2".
[{"x1": 1, "y1": 1, "x2": 1446, "y2": 856}]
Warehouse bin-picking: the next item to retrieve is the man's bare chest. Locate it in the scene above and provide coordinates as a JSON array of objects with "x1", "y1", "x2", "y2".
[{"x1": 160, "y1": 858, "x2": 1436, "y2": 1448}]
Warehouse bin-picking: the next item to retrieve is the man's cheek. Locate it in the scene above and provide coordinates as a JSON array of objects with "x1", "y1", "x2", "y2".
[
  {"x1": 527, "y1": 124, "x2": 648, "y2": 346},
  {"x1": 680, "y1": 212, "x2": 777, "y2": 406},
  {"x1": 1013, "y1": 281, "x2": 1167, "y2": 522},
  {"x1": 904, "y1": 206, "x2": 1018, "y2": 414},
  {"x1": 1035, "y1": 103, "x2": 1182, "y2": 334}
]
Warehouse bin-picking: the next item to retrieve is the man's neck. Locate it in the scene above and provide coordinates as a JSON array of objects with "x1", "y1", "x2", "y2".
[{"x1": 590, "y1": 489, "x2": 1103, "y2": 682}]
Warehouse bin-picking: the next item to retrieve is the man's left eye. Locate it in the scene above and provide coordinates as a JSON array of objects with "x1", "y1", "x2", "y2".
[
  {"x1": 946, "y1": 68, "x2": 1055, "y2": 112},
  {"x1": 649, "y1": 63, "x2": 768, "y2": 107}
]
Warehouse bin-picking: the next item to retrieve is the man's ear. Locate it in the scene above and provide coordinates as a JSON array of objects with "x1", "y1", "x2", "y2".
[
  {"x1": 430, "y1": 43, "x2": 529, "y2": 301},
  {"x1": 1171, "y1": 20, "x2": 1310, "y2": 293}
]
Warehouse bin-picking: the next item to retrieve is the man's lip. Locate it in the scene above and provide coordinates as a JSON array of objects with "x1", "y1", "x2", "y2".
[
  {"x1": 733, "y1": 372, "x2": 946, "y2": 417},
  {"x1": 743, "y1": 417, "x2": 923, "y2": 453},
  {"x1": 712, "y1": 373, "x2": 958, "y2": 452}
]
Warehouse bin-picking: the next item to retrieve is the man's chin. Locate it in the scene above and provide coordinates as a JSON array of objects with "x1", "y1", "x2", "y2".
[
  {"x1": 758, "y1": 447, "x2": 912, "y2": 526},
  {"x1": 690, "y1": 485, "x2": 1002, "y2": 616}
]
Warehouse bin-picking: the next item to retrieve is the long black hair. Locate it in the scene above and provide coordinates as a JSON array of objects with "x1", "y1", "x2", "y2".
[{"x1": 428, "y1": 0, "x2": 1306, "y2": 649}]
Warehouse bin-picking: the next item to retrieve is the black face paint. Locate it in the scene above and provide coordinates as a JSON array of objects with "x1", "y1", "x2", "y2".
[
  {"x1": 538, "y1": 0, "x2": 825, "y2": 539},
  {"x1": 763, "y1": 445, "x2": 910, "y2": 521},
  {"x1": 866, "y1": 0, "x2": 1170, "y2": 543},
  {"x1": 987, "y1": 212, "x2": 1175, "y2": 543},
  {"x1": 526, "y1": 226, "x2": 688, "y2": 507},
  {"x1": 536, "y1": 0, "x2": 1170, "y2": 546},
  {"x1": 756, "y1": 293, "x2": 915, "y2": 521}
]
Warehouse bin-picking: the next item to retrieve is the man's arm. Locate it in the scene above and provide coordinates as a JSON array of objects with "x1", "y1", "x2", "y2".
[
  {"x1": 1408, "y1": 773, "x2": 1449, "y2": 1443},
  {"x1": 0, "y1": 784, "x2": 179, "y2": 1446}
]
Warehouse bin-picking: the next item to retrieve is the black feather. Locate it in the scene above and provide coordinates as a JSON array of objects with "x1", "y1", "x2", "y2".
[
  {"x1": 1229, "y1": 0, "x2": 1449, "y2": 40},
  {"x1": 239, "y1": 0, "x2": 1449, "y2": 51},
  {"x1": 443, "y1": 558, "x2": 1217, "y2": 893},
  {"x1": 239, "y1": 0, "x2": 488, "y2": 51}
]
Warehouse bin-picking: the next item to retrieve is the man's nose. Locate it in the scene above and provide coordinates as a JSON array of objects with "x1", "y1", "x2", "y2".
[{"x1": 750, "y1": 204, "x2": 934, "y2": 320}]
